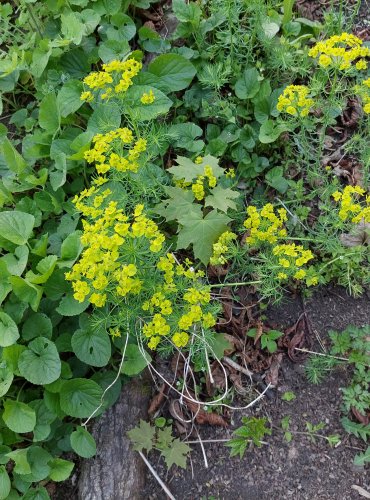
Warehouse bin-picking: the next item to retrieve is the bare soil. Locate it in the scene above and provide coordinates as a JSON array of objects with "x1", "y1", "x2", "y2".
[{"x1": 144, "y1": 287, "x2": 370, "y2": 500}]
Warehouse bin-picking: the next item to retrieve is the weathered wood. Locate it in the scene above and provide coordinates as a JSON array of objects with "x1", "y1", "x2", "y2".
[{"x1": 78, "y1": 375, "x2": 150, "y2": 500}]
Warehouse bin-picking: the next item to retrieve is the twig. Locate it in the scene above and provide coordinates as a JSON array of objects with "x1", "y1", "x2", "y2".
[
  {"x1": 294, "y1": 347, "x2": 350, "y2": 362},
  {"x1": 223, "y1": 356, "x2": 254, "y2": 378},
  {"x1": 195, "y1": 427, "x2": 208, "y2": 469},
  {"x1": 138, "y1": 451, "x2": 176, "y2": 500},
  {"x1": 185, "y1": 438, "x2": 269, "y2": 445}
]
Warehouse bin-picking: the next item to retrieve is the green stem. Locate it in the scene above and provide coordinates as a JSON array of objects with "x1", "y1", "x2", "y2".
[{"x1": 209, "y1": 280, "x2": 262, "y2": 289}]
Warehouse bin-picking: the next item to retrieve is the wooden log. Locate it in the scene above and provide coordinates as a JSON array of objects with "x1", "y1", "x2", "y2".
[{"x1": 78, "y1": 374, "x2": 150, "y2": 500}]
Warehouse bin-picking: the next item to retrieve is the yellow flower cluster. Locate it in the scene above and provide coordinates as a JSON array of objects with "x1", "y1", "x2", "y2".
[
  {"x1": 141, "y1": 256, "x2": 215, "y2": 350},
  {"x1": 84, "y1": 128, "x2": 147, "y2": 175},
  {"x1": 355, "y1": 77, "x2": 370, "y2": 114},
  {"x1": 308, "y1": 33, "x2": 370, "y2": 71},
  {"x1": 244, "y1": 204, "x2": 288, "y2": 245},
  {"x1": 65, "y1": 198, "x2": 165, "y2": 307},
  {"x1": 276, "y1": 85, "x2": 314, "y2": 117},
  {"x1": 191, "y1": 165, "x2": 218, "y2": 201},
  {"x1": 332, "y1": 185, "x2": 370, "y2": 222},
  {"x1": 81, "y1": 58, "x2": 142, "y2": 101},
  {"x1": 140, "y1": 89, "x2": 155, "y2": 104},
  {"x1": 210, "y1": 231, "x2": 237, "y2": 265},
  {"x1": 273, "y1": 244, "x2": 317, "y2": 286}
]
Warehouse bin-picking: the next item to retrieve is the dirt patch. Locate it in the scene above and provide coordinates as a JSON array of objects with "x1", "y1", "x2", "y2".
[{"x1": 144, "y1": 286, "x2": 370, "y2": 499}]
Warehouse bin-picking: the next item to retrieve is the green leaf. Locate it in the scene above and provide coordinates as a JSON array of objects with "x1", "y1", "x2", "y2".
[
  {"x1": 265, "y1": 166, "x2": 289, "y2": 194},
  {"x1": 208, "y1": 333, "x2": 232, "y2": 359},
  {"x1": 172, "y1": 0, "x2": 201, "y2": 23},
  {"x1": 22, "y1": 313, "x2": 52, "y2": 341},
  {"x1": 20, "y1": 446, "x2": 52, "y2": 482},
  {"x1": 205, "y1": 186, "x2": 240, "y2": 213},
  {"x1": 57, "y1": 80, "x2": 84, "y2": 118},
  {"x1": 60, "y1": 378, "x2": 103, "y2": 418},
  {"x1": 0, "y1": 312, "x2": 19, "y2": 347},
  {"x1": 70, "y1": 426, "x2": 96, "y2": 458},
  {"x1": 26, "y1": 255, "x2": 58, "y2": 284},
  {"x1": 98, "y1": 39, "x2": 130, "y2": 63},
  {"x1": 18, "y1": 337, "x2": 61, "y2": 385},
  {"x1": 22, "y1": 487, "x2": 50, "y2": 500},
  {"x1": 168, "y1": 155, "x2": 224, "y2": 182},
  {"x1": 282, "y1": 391, "x2": 296, "y2": 402},
  {"x1": 341, "y1": 417, "x2": 370, "y2": 442},
  {"x1": 61, "y1": 12, "x2": 84, "y2": 44},
  {"x1": 261, "y1": 20, "x2": 280, "y2": 39},
  {"x1": 0, "y1": 466, "x2": 11, "y2": 500},
  {"x1": 123, "y1": 85, "x2": 172, "y2": 122},
  {"x1": 39, "y1": 93, "x2": 60, "y2": 134},
  {"x1": 0, "y1": 137, "x2": 27, "y2": 174},
  {"x1": 0, "y1": 361, "x2": 13, "y2": 397},
  {"x1": 6, "y1": 448, "x2": 31, "y2": 475},
  {"x1": 177, "y1": 209, "x2": 231, "y2": 264},
  {"x1": 9, "y1": 276, "x2": 42, "y2": 311},
  {"x1": 3, "y1": 400, "x2": 36, "y2": 433},
  {"x1": 88, "y1": 102, "x2": 121, "y2": 134},
  {"x1": 60, "y1": 231, "x2": 82, "y2": 266},
  {"x1": 161, "y1": 439, "x2": 190, "y2": 469},
  {"x1": 56, "y1": 293, "x2": 89, "y2": 316},
  {"x1": 155, "y1": 187, "x2": 198, "y2": 222},
  {"x1": 72, "y1": 328, "x2": 111, "y2": 367},
  {"x1": 0, "y1": 211, "x2": 35, "y2": 245},
  {"x1": 127, "y1": 420, "x2": 155, "y2": 452},
  {"x1": 48, "y1": 458, "x2": 74, "y2": 482},
  {"x1": 31, "y1": 44, "x2": 52, "y2": 79},
  {"x1": 354, "y1": 446, "x2": 370, "y2": 466},
  {"x1": 148, "y1": 54, "x2": 196, "y2": 92},
  {"x1": 1, "y1": 245, "x2": 29, "y2": 275},
  {"x1": 121, "y1": 344, "x2": 151, "y2": 376},
  {"x1": 235, "y1": 68, "x2": 260, "y2": 100},
  {"x1": 166, "y1": 122, "x2": 204, "y2": 152},
  {"x1": 259, "y1": 120, "x2": 288, "y2": 144}
]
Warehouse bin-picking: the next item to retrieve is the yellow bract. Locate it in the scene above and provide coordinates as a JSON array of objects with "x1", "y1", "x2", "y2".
[
  {"x1": 276, "y1": 85, "x2": 314, "y2": 117},
  {"x1": 82, "y1": 58, "x2": 142, "y2": 98},
  {"x1": 308, "y1": 33, "x2": 370, "y2": 71},
  {"x1": 332, "y1": 185, "x2": 370, "y2": 223},
  {"x1": 210, "y1": 231, "x2": 237, "y2": 265},
  {"x1": 355, "y1": 77, "x2": 370, "y2": 114},
  {"x1": 244, "y1": 203, "x2": 287, "y2": 245},
  {"x1": 84, "y1": 128, "x2": 147, "y2": 175}
]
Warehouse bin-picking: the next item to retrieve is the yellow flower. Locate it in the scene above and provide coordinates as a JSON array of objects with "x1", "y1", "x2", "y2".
[
  {"x1": 277, "y1": 272, "x2": 287, "y2": 280},
  {"x1": 276, "y1": 85, "x2": 313, "y2": 117},
  {"x1": 172, "y1": 331, "x2": 189, "y2": 348},
  {"x1": 140, "y1": 89, "x2": 155, "y2": 104},
  {"x1": 81, "y1": 91, "x2": 93, "y2": 102}
]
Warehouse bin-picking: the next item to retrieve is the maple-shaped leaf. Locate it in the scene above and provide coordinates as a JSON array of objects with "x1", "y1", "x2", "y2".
[
  {"x1": 205, "y1": 185, "x2": 240, "y2": 213},
  {"x1": 156, "y1": 426, "x2": 174, "y2": 450},
  {"x1": 168, "y1": 155, "x2": 224, "y2": 182},
  {"x1": 127, "y1": 420, "x2": 155, "y2": 452},
  {"x1": 160, "y1": 438, "x2": 190, "y2": 469},
  {"x1": 177, "y1": 209, "x2": 231, "y2": 264},
  {"x1": 154, "y1": 186, "x2": 198, "y2": 222}
]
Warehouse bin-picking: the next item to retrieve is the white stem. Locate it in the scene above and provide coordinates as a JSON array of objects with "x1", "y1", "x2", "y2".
[{"x1": 138, "y1": 451, "x2": 176, "y2": 500}]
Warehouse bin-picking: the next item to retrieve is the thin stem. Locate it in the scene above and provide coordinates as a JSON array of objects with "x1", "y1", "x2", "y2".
[
  {"x1": 138, "y1": 451, "x2": 176, "y2": 500},
  {"x1": 209, "y1": 280, "x2": 261, "y2": 289}
]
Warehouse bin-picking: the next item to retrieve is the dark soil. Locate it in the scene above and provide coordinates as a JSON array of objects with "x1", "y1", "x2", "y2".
[{"x1": 144, "y1": 287, "x2": 370, "y2": 500}]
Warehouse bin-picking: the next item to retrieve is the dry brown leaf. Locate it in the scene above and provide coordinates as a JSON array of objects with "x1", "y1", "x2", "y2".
[
  {"x1": 148, "y1": 383, "x2": 168, "y2": 415},
  {"x1": 340, "y1": 221, "x2": 370, "y2": 247},
  {"x1": 184, "y1": 398, "x2": 228, "y2": 427},
  {"x1": 265, "y1": 353, "x2": 283, "y2": 386}
]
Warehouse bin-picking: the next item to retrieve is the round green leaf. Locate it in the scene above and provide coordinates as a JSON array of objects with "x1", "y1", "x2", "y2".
[
  {"x1": 48, "y1": 458, "x2": 74, "y2": 482},
  {"x1": 72, "y1": 328, "x2": 111, "y2": 367},
  {"x1": 0, "y1": 312, "x2": 19, "y2": 347},
  {"x1": 22, "y1": 313, "x2": 52, "y2": 341},
  {"x1": 0, "y1": 211, "x2": 35, "y2": 245},
  {"x1": 0, "y1": 466, "x2": 11, "y2": 500},
  {"x1": 22, "y1": 487, "x2": 50, "y2": 500},
  {"x1": 121, "y1": 344, "x2": 151, "y2": 376},
  {"x1": 148, "y1": 54, "x2": 196, "y2": 92},
  {"x1": 124, "y1": 85, "x2": 172, "y2": 122},
  {"x1": 0, "y1": 361, "x2": 13, "y2": 397},
  {"x1": 70, "y1": 426, "x2": 96, "y2": 458},
  {"x1": 59, "y1": 378, "x2": 103, "y2": 418},
  {"x1": 18, "y1": 337, "x2": 61, "y2": 385},
  {"x1": 56, "y1": 294, "x2": 89, "y2": 316},
  {"x1": 3, "y1": 400, "x2": 36, "y2": 433},
  {"x1": 20, "y1": 446, "x2": 52, "y2": 483}
]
